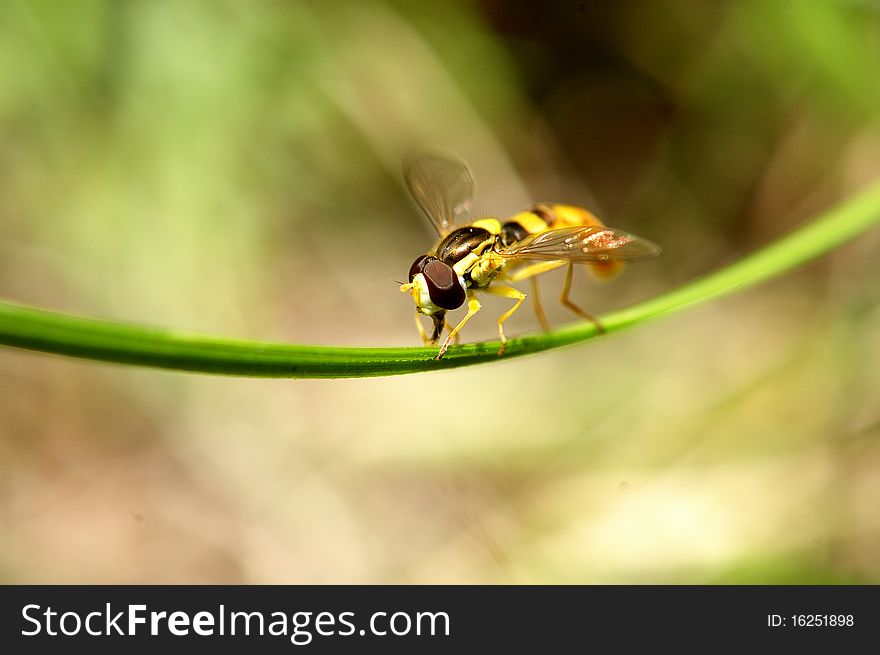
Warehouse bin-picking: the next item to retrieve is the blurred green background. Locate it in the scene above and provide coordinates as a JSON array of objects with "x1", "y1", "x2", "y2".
[{"x1": 1, "y1": 0, "x2": 879, "y2": 583}]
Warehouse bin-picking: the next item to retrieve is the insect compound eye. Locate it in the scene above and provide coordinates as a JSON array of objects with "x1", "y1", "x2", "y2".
[
  {"x1": 422, "y1": 259, "x2": 465, "y2": 310},
  {"x1": 408, "y1": 255, "x2": 433, "y2": 282}
]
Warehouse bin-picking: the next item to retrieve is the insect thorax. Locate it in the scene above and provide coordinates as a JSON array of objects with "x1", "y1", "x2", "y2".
[
  {"x1": 435, "y1": 226, "x2": 492, "y2": 265},
  {"x1": 465, "y1": 251, "x2": 503, "y2": 288},
  {"x1": 433, "y1": 220, "x2": 504, "y2": 289}
]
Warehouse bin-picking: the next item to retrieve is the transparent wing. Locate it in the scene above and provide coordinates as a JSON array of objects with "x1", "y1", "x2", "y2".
[
  {"x1": 499, "y1": 225, "x2": 661, "y2": 262},
  {"x1": 403, "y1": 149, "x2": 474, "y2": 236}
]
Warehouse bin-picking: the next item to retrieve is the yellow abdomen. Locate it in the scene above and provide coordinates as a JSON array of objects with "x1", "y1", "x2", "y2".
[{"x1": 504, "y1": 203, "x2": 623, "y2": 279}]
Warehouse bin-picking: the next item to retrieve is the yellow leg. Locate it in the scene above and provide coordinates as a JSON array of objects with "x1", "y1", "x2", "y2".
[
  {"x1": 445, "y1": 318, "x2": 461, "y2": 345},
  {"x1": 436, "y1": 295, "x2": 481, "y2": 360},
  {"x1": 483, "y1": 285, "x2": 526, "y2": 356},
  {"x1": 530, "y1": 276, "x2": 550, "y2": 332},
  {"x1": 502, "y1": 260, "x2": 565, "y2": 283},
  {"x1": 502, "y1": 261, "x2": 562, "y2": 333},
  {"x1": 560, "y1": 263, "x2": 605, "y2": 333},
  {"x1": 414, "y1": 311, "x2": 430, "y2": 345}
]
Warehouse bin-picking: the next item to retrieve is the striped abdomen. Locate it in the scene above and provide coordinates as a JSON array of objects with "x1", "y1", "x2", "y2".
[{"x1": 500, "y1": 203, "x2": 623, "y2": 278}]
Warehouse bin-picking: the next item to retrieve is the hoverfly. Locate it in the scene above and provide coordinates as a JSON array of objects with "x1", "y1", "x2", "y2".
[{"x1": 399, "y1": 149, "x2": 660, "y2": 359}]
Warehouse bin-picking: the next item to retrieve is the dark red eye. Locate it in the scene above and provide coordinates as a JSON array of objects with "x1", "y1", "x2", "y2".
[
  {"x1": 422, "y1": 259, "x2": 465, "y2": 310},
  {"x1": 408, "y1": 255, "x2": 433, "y2": 282}
]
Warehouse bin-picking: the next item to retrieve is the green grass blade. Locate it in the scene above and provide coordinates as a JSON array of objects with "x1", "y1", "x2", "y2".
[{"x1": 2, "y1": 182, "x2": 880, "y2": 378}]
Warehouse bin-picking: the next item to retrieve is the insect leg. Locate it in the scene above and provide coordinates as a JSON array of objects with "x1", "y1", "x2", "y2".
[
  {"x1": 530, "y1": 276, "x2": 550, "y2": 332},
  {"x1": 414, "y1": 311, "x2": 431, "y2": 345},
  {"x1": 560, "y1": 263, "x2": 605, "y2": 333},
  {"x1": 502, "y1": 260, "x2": 565, "y2": 283},
  {"x1": 483, "y1": 285, "x2": 527, "y2": 357},
  {"x1": 500, "y1": 261, "x2": 562, "y2": 332},
  {"x1": 429, "y1": 313, "x2": 446, "y2": 344},
  {"x1": 445, "y1": 319, "x2": 461, "y2": 345},
  {"x1": 436, "y1": 295, "x2": 481, "y2": 360}
]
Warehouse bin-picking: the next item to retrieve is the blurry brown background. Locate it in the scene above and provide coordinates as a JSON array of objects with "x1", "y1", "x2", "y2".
[{"x1": 1, "y1": 0, "x2": 879, "y2": 583}]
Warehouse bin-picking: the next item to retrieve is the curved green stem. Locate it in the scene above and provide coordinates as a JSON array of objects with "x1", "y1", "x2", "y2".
[{"x1": 2, "y1": 182, "x2": 880, "y2": 378}]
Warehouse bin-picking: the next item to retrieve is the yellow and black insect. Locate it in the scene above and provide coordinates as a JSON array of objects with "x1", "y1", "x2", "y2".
[{"x1": 399, "y1": 149, "x2": 660, "y2": 359}]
